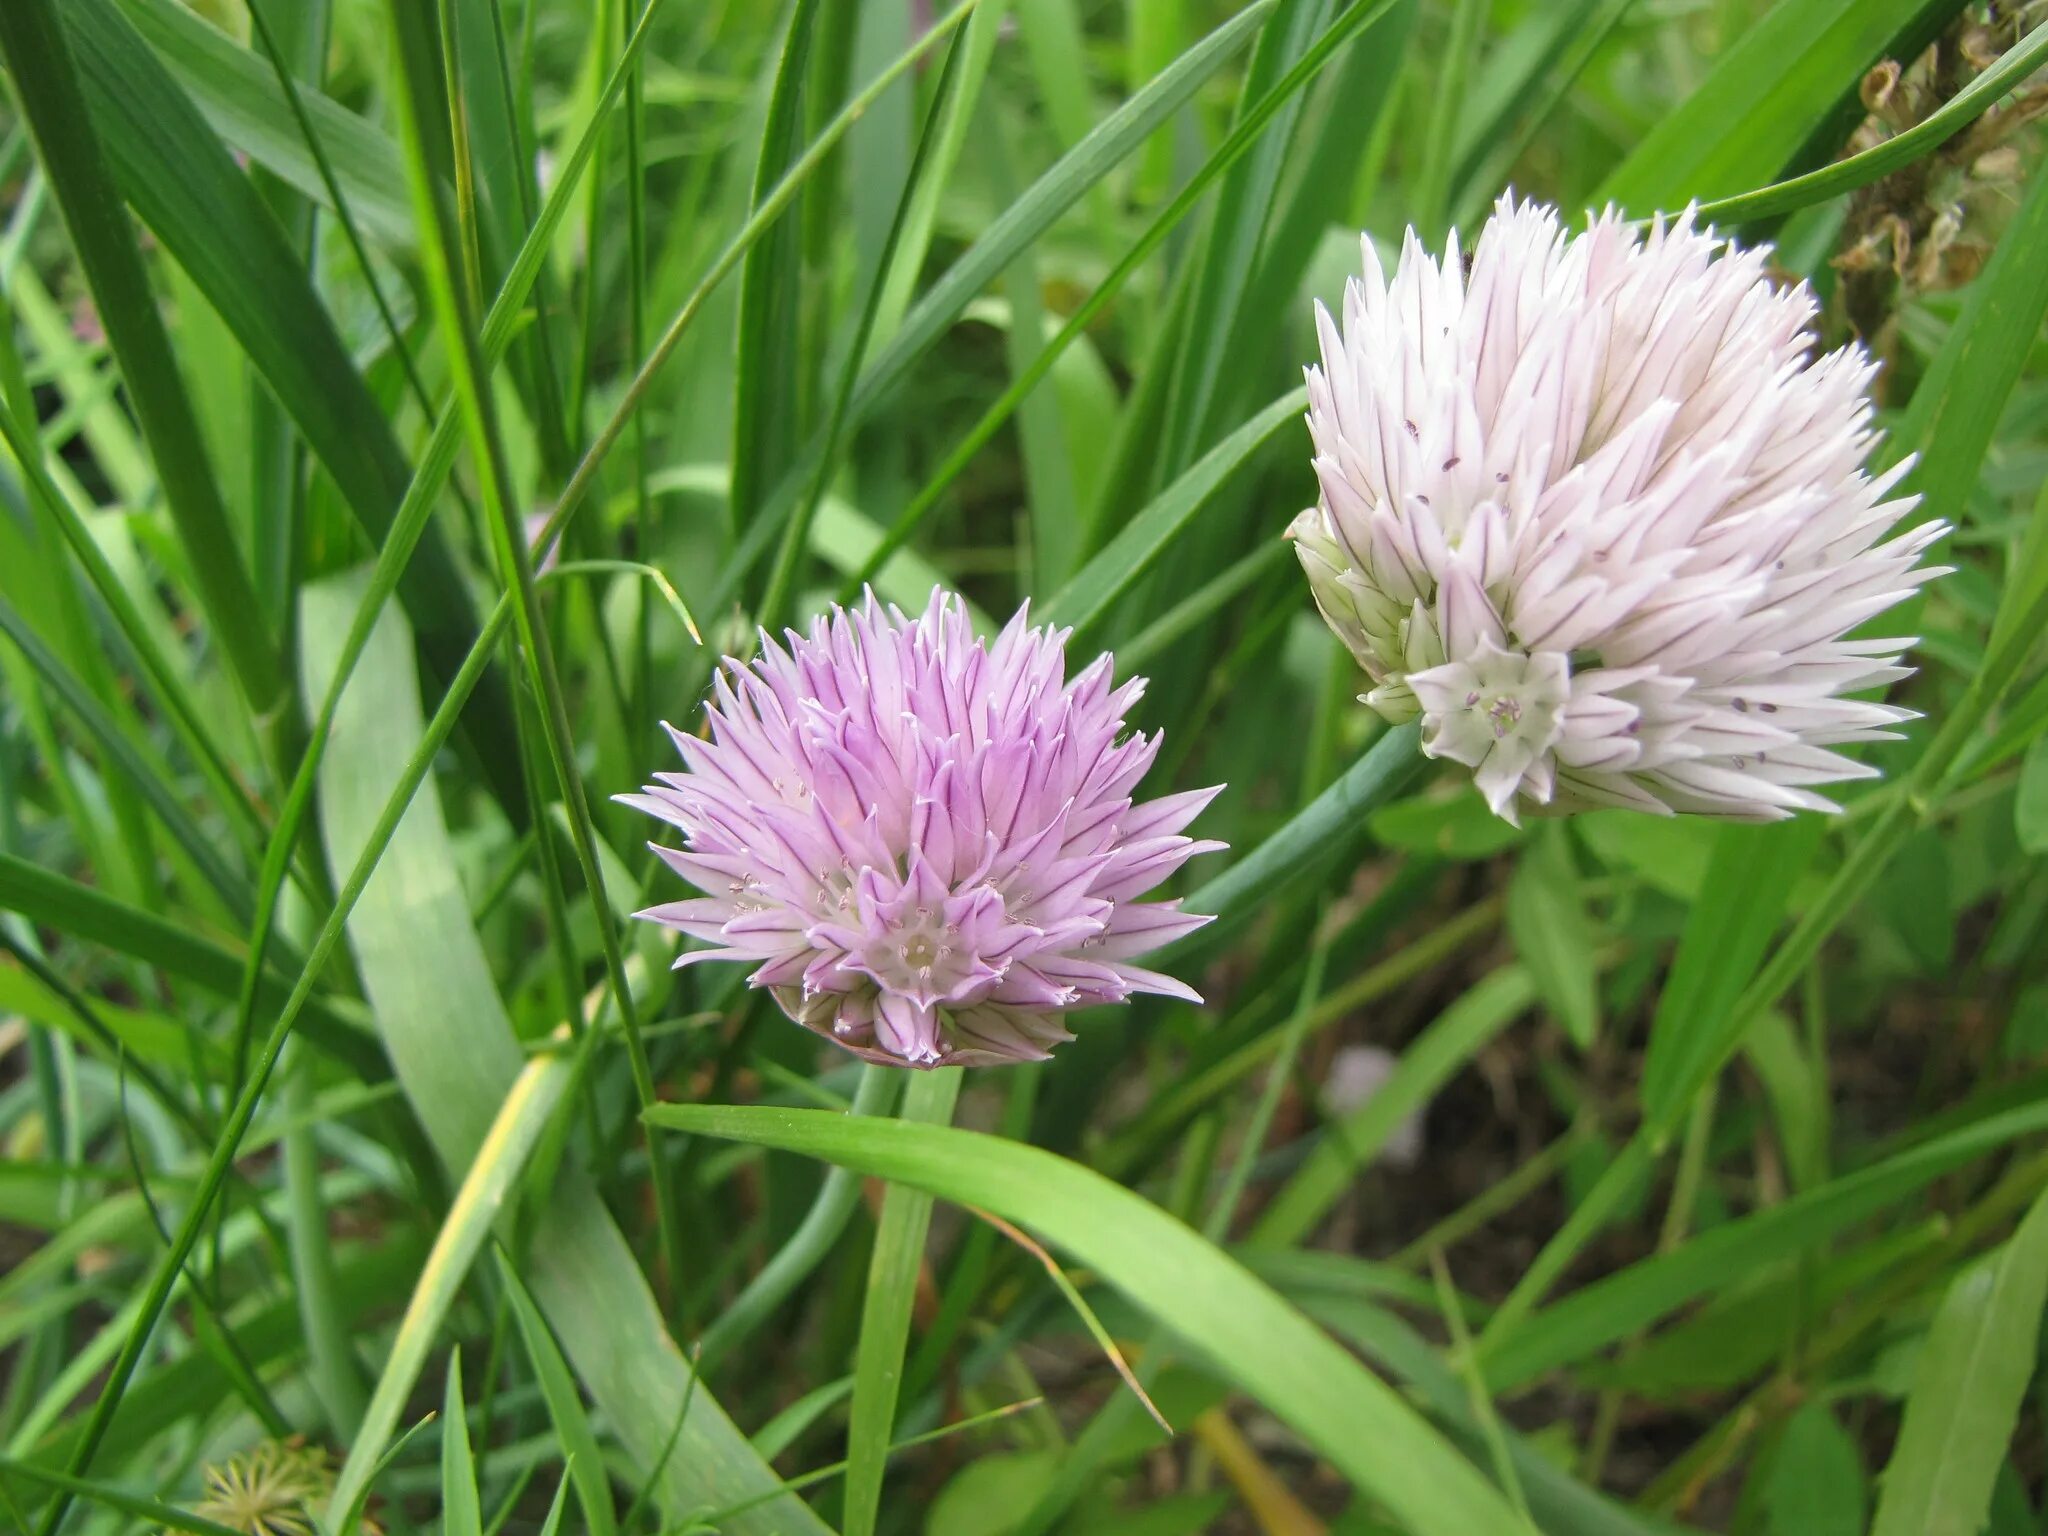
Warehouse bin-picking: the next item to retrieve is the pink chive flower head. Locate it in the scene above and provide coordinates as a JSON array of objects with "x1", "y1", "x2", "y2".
[
  {"x1": 622, "y1": 591, "x2": 1223, "y2": 1067},
  {"x1": 1290, "y1": 194, "x2": 1948, "y2": 823}
]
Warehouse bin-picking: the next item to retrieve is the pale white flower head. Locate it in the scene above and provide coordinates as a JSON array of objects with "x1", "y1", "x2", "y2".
[{"x1": 1290, "y1": 194, "x2": 1948, "y2": 823}]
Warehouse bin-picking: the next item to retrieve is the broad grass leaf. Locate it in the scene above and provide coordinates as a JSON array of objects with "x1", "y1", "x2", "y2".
[
  {"x1": 108, "y1": 0, "x2": 411, "y2": 244},
  {"x1": 1639, "y1": 820, "x2": 1827, "y2": 1138},
  {"x1": 1507, "y1": 826, "x2": 1599, "y2": 1049},
  {"x1": 2018, "y1": 735, "x2": 2048, "y2": 854},
  {"x1": 1873, "y1": 1182, "x2": 2048, "y2": 1536},
  {"x1": 1764, "y1": 1404, "x2": 1866, "y2": 1536}
]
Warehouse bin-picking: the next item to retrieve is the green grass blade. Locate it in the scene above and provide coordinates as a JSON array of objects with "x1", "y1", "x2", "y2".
[
  {"x1": 442, "y1": 1348, "x2": 483, "y2": 1536},
  {"x1": 0, "y1": 390, "x2": 264, "y2": 855},
  {"x1": 496, "y1": 1255, "x2": 619, "y2": 1536},
  {"x1": 1871, "y1": 1181, "x2": 2048, "y2": 1536},
  {"x1": 1694, "y1": 19, "x2": 2048, "y2": 227},
  {"x1": 1042, "y1": 387, "x2": 1304, "y2": 636},
  {"x1": 992, "y1": 113, "x2": 1085, "y2": 593},
  {"x1": 729, "y1": 0, "x2": 819, "y2": 534},
  {"x1": 327, "y1": 1053, "x2": 571, "y2": 1530},
  {"x1": 1411, "y1": 0, "x2": 1485, "y2": 241},
  {"x1": 758, "y1": 11, "x2": 973, "y2": 634},
  {"x1": 844, "y1": 1068, "x2": 962, "y2": 1536},
  {"x1": 1478, "y1": 1101, "x2": 2048, "y2": 1390},
  {"x1": 0, "y1": 596, "x2": 250, "y2": 918},
  {"x1": 0, "y1": 853, "x2": 375, "y2": 1071},
  {"x1": 840, "y1": 0, "x2": 1403, "y2": 598},
  {"x1": 1157, "y1": 0, "x2": 1330, "y2": 473},
  {"x1": 62, "y1": 0, "x2": 527, "y2": 814},
  {"x1": 1178, "y1": 721, "x2": 1424, "y2": 952},
  {"x1": 0, "y1": 1457, "x2": 244, "y2": 1536},
  {"x1": 850, "y1": 1, "x2": 1274, "y2": 443},
  {"x1": 1598, "y1": 0, "x2": 1949, "y2": 209},
  {"x1": 0, "y1": 0, "x2": 283, "y2": 721},
  {"x1": 1889, "y1": 147, "x2": 2048, "y2": 532},
  {"x1": 383, "y1": 0, "x2": 682, "y2": 1323},
  {"x1": 699, "y1": 1065, "x2": 899, "y2": 1371},
  {"x1": 648, "y1": 1103, "x2": 1527, "y2": 1536},
  {"x1": 107, "y1": 0, "x2": 411, "y2": 244},
  {"x1": 1639, "y1": 821, "x2": 1826, "y2": 1137}
]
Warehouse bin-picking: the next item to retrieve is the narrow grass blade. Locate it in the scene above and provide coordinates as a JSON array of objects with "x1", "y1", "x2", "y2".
[
  {"x1": 648, "y1": 1103, "x2": 1527, "y2": 1536},
  {"x1": 1889, "y1": 148, "x2": 2048, "y2": 532},
  {"x1": 327, "y1": 1053, "x2": 571, "y2": 1530},
  {"x1": 0, "y1": 1458, "x2": 243, "y2": 1536},
  {"x1": 1639, "y1": 820, "x2": 1825, "y2": 1137},
  {"x1": 1178, "y1": 721, "x2": 1425, "y2": 950},
  {"x1": 0, "y1": 0, "x2": 282, "y2": 719},
  {"x1": 1478, "y1": 1101, "x2": 2048, "y2": 1390},
  {"x1": 1157, "y1": 0, "x2": 1329, "y2": 472},
  {"x1": 63, "y1": 0, "x2": 526, "y2": 812},
  {"x1": 1251, "y1": 967, "x2": 1536, "y2": 1248},
  {"x1": 855, "y1": 3, "x2": 1270, "y2": 423},
  {"x1": 730, "y1": 0, "x2": 819, "y2": 532},
  {"x1": 442, "y1": 1349, "x2": 483, "y2": 1536},
  {"x1": 1599, "y1": 0, "x2": 1942, "y2": 209},
  {"x1": 108, "y1": 0, "x2": 411, "y2": 244},
  {"x1": 1695, "y1": 21, "x2": 2048, "y2": 227},
  {"x1": 383, "y1": 0, "x2": 681, "y2": 1326},
  {"x1": 496, "y1": 1256, "x2": 618, "y2": 1536},
  {"x1": 698, "y1": 1065, "x2": 899, "y2": 1371},
  {"x1": 1042, "y1": 388, "x2": 1305, "y2": 637},
  {"x1": 0, "y1": 853, "x2": 376, "y2": 1071}
]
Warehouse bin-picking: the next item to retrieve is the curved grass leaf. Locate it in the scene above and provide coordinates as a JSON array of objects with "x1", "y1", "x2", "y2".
[
  {"x1": 1695, "y1": 21, "x2": 2048, "y2": 228},
  {"x1": 646, "y1": 1103, "x2": 1528, "y2": 1536}
]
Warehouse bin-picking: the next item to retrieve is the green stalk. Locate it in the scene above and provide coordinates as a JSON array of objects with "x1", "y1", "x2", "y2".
[
  {"x1": 844, "y1": 1068, "x2": 964, "y2": 1536},
  {"x1": 697, "y1": 1065, "x2": 899, "y2": 1371}
]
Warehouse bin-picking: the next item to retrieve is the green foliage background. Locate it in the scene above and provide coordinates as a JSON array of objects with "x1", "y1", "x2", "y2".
[{"x1": 0, "y1": 0, "x2": 2046, "y2": 1533}]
